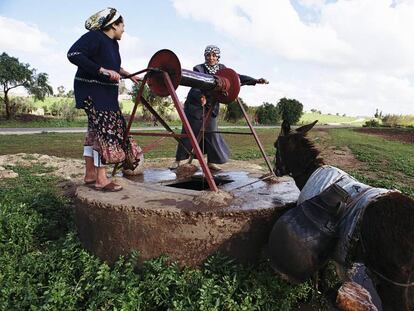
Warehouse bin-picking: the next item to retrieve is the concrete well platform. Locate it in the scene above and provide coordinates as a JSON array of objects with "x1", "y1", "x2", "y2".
[{"x1": 74, "y1": 165, "x2": 300, "y2": 267}]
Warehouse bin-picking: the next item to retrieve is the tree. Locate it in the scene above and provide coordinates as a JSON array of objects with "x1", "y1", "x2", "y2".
[
  {"x1": 57, "y1": 85, "x2": 66, "y2": 97},
  {"x1": 374, "y1": 108, "x2": 383, "y2": 119},
  {"x1": 224, "y1": 97, "x2": 248, "y2": 122},
  {"x1": 66, "y1": 90, "x2": 74, "y2": 98},
  {"x1": 129, "y1": 82, "x2": 174, "y2": 121},
  {"x1": 276, "y1": 97, "x2": 303, "y2": 125},
  {"x1": 255, "y1": 102, "x2": 280, "y2": 125},
  {"x1": 0, "y1": 52, "x2": 53, "y2": 119}
]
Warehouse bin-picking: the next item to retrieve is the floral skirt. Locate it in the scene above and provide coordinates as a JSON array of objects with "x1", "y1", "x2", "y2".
[
  {"x1": 83, "y1": 99, "x2": 143, "y2": 169},
  {"x1": 84, "y1": 99, "x2": 127, "y2": 165}
]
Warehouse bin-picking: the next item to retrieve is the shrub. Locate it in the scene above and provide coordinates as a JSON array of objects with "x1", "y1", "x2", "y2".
[
  {"x1": 276, "y1": 98, "x2": 303, "y2": 125},
  {"x1": 256, "y1": 102, "x2": 280, "y2": 125},
  {"x1": 363, "y1": 119, "x2": 380, "y2": 127},
  {"x1": 49, "y1": 98, "x2": 81, "y2": 121},
  {"x1": 7, "y1": 96, "x2": 36, "y2": 117},
  {"x1": 224, "y1": 98, "x2": 248, "y2": 122},
  {"x1": 380, "y1": 114, "x2": 414, "y2": 127}
]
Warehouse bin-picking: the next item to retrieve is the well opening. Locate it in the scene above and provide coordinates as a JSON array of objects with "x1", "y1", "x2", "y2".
[{"x1": 166, "y1": 175, "x2": 234, "y2": 191}]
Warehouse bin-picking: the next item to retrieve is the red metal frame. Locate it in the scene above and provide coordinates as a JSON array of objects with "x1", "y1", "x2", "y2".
[
  {"x1": 236, "y1": 98, "x2": 275, "y2": 175},
  {"x1": 188, "y1": 97, "x2": 275, "y2": 176},
  {"x1": 119, "y1": 49, "x2": 274, "y2": 191},
  {"x1": 162, "y1": 72, "x2": 218, "y2": 191},
  {"x1": 122, "y1": 68, "x2": 219, "y2": 191}
]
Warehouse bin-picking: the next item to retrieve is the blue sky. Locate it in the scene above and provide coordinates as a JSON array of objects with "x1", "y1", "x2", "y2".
[{"x1": 1, "y1": 0, "x2": 413, "y2": 116}]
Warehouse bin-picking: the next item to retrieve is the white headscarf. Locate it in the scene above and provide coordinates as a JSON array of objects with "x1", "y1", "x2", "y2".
[
  {"x1": 85, "y1": 7, "x2": 121, "y2": 30},
  {"x1": 204, "y1": 45, "x2": 221, "y2": 74}
]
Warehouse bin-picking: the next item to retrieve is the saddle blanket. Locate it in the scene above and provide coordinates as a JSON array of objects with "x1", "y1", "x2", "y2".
[{"x1": 297, "y1": 165, "x2": 395, "y2": 265}]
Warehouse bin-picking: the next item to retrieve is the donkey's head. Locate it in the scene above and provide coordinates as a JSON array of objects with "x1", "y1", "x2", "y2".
[{"x1": 274, "y1": 120, "x2": 323, "y2": 189}]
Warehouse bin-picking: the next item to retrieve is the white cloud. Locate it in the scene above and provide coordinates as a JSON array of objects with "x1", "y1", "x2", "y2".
[
  {"x1": 297, "y1": 0, "x2": 325, "y2": 9},
  {"x1": 0, "y1": 16, "x2": 149, "y2": 95},
  {"x1": 172, "y1": 0, "x2": 352, "y2": 65},
  {"x1": 172, "y1": 0, "x2": 414, "y2": 116},
  {"x1": 0, "y1": 16, "x2": 56, "y2": 54},
  {"x1": 302, "y1": 0, "x2": 325, "y2": 5},
  {"x1": 118, "y1": 32, "x2": 151, "y2": 90},
  {"x1": 321, "y1": 0, "x2": 414, "y2": 73},
  {"x1": 0, "y1": 16, "x2": 72, "y2": 92}
]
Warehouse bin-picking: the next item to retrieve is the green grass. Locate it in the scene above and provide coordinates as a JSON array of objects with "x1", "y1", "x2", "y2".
[
  {"x1": 0, "y1": 165, "x2": 320, "y2": 310},
  {"x1": 0, "y1": 129, "x2": 278, "y2": 161},
  {"x1": 322, "y1": 128, "x2": 414, "y2": 197},
  {"x1": 25, "y1": 96, "x2": 64, "y2": 109},
  {"x1": 299, "y1": 112, "x2": 362, "y2": 125},
  {"x1": 0, "y1": 117, "x2": 88, "y2": 128}
]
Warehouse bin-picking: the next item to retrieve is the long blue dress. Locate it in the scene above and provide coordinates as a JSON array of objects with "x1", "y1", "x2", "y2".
[{"x1": 175, "y1": 63, "x2": 257, "y2": 164}]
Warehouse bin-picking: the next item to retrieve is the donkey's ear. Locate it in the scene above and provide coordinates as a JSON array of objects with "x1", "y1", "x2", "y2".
[
  {"x1": 296, "y1": 120, "x2": 318, "y2": 134},
  {"x1": 280, "y1": 120, "x2": 291, "y2": 136}
]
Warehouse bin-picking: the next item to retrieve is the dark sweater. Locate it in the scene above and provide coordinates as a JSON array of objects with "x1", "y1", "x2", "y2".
[
  {"x1": 67, "y1": 30, "x2": 121, "y2": 111},
  {"x1": 185, "y1": 63, "x2": 257, "y2": 120}
]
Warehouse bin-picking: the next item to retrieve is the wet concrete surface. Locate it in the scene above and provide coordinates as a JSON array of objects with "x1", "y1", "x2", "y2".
[
  {"x1": 74, "y1": 168, "x2": 300, "y2": 266},
  {"x1": 126, "y1": 168, "x2": 300, "y2": 211}
]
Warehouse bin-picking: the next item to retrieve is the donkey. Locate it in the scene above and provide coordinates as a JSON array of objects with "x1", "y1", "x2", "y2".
[{"x1": 269, "y1": 120, "x2": 414, "y2": 311}]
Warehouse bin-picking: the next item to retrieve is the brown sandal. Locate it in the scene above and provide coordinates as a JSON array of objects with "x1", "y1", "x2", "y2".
[{"x1": 95, "y1": 182, "x2": 123, "y2": 192}]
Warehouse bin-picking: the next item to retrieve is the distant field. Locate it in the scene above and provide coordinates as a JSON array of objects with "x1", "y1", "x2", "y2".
[
  {"x1": 24, "y1": 96, "x2": 135, "y2": 112},
  {"x1": 299, "y1": 112, "x2": 363, "y2": 125}
]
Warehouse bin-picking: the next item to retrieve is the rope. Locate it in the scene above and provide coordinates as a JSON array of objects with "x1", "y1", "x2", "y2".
[
  {"x1": 369, "y1": 268, "x2": 414, "y2": 288},
  {"x1": 229, "y1": 174, "x2": 274, "y2": 191}
]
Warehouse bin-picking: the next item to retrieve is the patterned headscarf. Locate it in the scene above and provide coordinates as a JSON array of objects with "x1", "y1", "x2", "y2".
[
  {"x1": 204, "y1": 45, "x2": 221, "y2": 74},
  {"x1": 85, "y1": 7, "x2": 121, "y2": 30}
]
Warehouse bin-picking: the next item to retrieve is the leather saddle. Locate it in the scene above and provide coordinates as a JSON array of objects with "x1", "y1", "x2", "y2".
[{"x1": 268, "y1": 183, "x2": 350, "y2": 282}]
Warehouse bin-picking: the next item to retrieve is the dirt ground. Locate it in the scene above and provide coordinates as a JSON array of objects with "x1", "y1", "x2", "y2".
[
  {"x1": 0, "y1": 153, "x2": 265, "y2": 183},
  {"x1": 356, "y1": 127, "x2": 414, "y2": 144},
  {"x1": 311, "y1": 130, "x2": 369, "y2": 173}
]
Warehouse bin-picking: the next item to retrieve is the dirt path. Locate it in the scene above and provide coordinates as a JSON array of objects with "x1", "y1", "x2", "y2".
[{"x1": 311, "y1": 130, "x2": 368, "y2": 170}]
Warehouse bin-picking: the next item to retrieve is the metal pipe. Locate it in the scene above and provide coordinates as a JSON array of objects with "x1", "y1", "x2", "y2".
[
  {"x1": 236, "y1": 97, "x2": 275, "y2": 176},
  {"x1": 180, "y1": 69, "x2": 216, "y2": 90}
]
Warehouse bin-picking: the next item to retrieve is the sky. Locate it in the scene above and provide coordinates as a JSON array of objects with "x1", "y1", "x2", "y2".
[{"x1": 1, "y1": 0, "x2": 414, "y2": 117}]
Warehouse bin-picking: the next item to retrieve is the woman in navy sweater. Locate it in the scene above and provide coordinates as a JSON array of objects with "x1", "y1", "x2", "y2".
[{"x1": 68, "y1": 8, "x2": 139, "y2": 191}]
